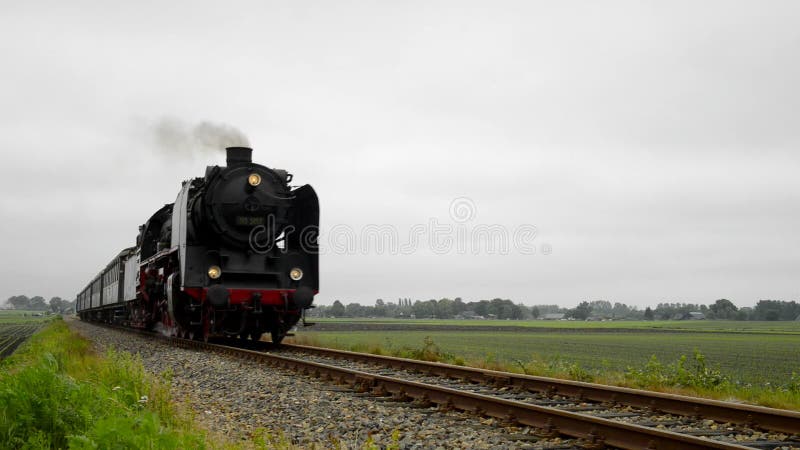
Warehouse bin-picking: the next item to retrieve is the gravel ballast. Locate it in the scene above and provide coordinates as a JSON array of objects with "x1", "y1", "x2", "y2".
[{"x1": 68, "y1": 319, "x2": 579, "y2": 449}]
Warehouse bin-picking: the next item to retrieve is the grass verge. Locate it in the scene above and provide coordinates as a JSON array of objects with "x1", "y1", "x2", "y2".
[
  {"x1": 0, "y1": 318, "x2": 207, "y2": 449},
  {"x1": 0, "y1": 318, "x2": 402, "y2": 449}
]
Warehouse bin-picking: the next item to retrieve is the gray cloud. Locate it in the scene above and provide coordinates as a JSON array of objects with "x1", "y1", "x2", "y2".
[{"x1": 0, "y1": 1, "x2": 798, "y2": 308}]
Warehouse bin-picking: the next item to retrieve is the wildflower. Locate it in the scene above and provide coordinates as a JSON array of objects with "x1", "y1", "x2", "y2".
[{"x1": 139, "y1": 395, "x2": 148, "y2": 404}]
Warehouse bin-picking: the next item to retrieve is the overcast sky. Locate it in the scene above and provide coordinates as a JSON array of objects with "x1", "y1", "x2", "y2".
[{"x1": 1, "y1": 1, "x2": 798, "y2": 308}]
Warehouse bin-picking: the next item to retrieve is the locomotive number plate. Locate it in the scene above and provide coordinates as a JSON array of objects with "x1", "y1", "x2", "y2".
[{"x1": 235, "y1": 216, "x2": 266, "y2": 226}]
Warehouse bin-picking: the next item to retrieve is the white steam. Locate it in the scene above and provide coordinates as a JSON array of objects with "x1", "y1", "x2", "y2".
[{"x1": 151, "y1": 117, "x2": 250, "y2": 155}]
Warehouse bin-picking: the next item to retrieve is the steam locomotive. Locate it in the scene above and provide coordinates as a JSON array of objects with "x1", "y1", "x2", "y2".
[{"x1": 76, "y1": 147, "x2": 319, "y2": 343}]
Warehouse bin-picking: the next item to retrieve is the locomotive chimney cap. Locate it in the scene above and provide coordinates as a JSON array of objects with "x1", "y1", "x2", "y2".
[{"x1": 226, "y1": 147, "x2": 252, "y2": 166}]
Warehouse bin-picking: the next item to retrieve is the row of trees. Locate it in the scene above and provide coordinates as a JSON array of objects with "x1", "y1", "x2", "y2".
[
  {"x1": 4, "y1": 295, "x2": 75, "y2": 313},
  {"x1": 319, "y1": 298, "x2": 527, "y2": 320},
  {"x1": 6, "y1": 294, "x2": 798, "y2": 321},
  {"x1": 640, "y1": 299, "x2": 800, "y2": 321},
  {"x1": 310, "y1": 298, "x2": 800, "y2": 321}
]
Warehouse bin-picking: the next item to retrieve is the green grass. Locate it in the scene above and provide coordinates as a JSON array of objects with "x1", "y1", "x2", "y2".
[
  {"x1": 292, "y1": 328, "x2": 800, "y2": 409},
  {"x1": 0, "y1": 318, "x2": 209, "y2": 449},
  {"x1": 311, "y1": 318, "x2": 800, "y2": 334},
  {"x1": 0, "y1": 318, "x2": 388, "y2": 449},
  {"x1": 0, "y1": 310, "x2": 41, "y2": 315}
]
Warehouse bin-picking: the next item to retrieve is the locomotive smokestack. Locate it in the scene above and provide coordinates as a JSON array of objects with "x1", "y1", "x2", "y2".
[{"x1": 226, "y1": 147, "x2": 252, "y2": 166}]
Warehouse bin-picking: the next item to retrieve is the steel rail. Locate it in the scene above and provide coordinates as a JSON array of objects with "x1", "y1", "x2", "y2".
[
  {"x1": 169, "y1": 338, "x2": 757, "y2": 450},
  {"x1": 282, "y1": 343, "x2": 800, "y2": 435}
]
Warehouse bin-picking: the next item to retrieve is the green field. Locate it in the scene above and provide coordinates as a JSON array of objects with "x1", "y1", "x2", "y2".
[
  {"x1": 297, "y1": 320, "x2": 800, "y2": 387},
  {"x1": 0, "y1": 310, "x2": 53, "y2": 324},
  {"x1": 311, "y1": 317, "x2": 800, "y2": 334}
]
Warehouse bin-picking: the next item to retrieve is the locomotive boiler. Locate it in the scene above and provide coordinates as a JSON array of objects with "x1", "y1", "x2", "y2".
[{"x1": 76, "y1": 147, "x2": 319, "y2": 343}]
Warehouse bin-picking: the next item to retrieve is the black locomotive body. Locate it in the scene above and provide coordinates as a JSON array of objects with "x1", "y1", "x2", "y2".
[{"x1": 77, "y1": 147, "x2": 318, "y2": 343}]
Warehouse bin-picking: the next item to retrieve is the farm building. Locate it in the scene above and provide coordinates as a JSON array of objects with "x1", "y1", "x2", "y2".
[
  {"x1": 542, "y1": 313, "x2": 565, "y2": 320},
  {"x1": 671, "y1": 312, "x2": 706, "y2": 320}
]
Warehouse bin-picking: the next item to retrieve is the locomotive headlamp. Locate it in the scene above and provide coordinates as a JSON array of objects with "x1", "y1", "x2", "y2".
[
  {"x1": 208, "y1": 265, "x2": 222, "y2": 279},
  {"x1": 289, "y1": 267, "x2": 303, "y2": 281},
  {"x1": 248, "y1": 173, "x2": 262, "y2": 187}
]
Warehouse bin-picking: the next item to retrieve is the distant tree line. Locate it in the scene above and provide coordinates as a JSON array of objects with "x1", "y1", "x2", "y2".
[
  {"x1": 6, "y1": 293, "x2": 798, "y2": 321},
  {"x1": 309, "y1": 298, "x2": 800, "y2": 321},
  {"x1": 3, "y1": 295, "x2": 75, "y2": 313},
  {"x1": 319, "y1": 297, "x2": 527, "y2": 320}
]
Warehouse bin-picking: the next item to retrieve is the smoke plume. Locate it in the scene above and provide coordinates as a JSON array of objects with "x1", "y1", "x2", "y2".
[{"x1": 151, "y1": 117, "x2": 250, "y2": 155}]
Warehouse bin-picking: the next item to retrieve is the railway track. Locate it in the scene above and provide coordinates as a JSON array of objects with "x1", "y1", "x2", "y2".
[
  {"x1": 87, "y1": 322, "x2": 800, "y2": 449},
  {"x1": 179, "y1": 339, "x2": 800, "y2": 449},
  {"x1": 282, "y1": 344, "x2": 800, "y2": 438}
]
